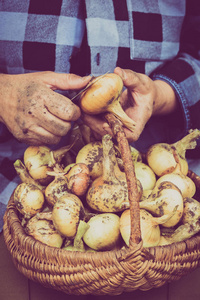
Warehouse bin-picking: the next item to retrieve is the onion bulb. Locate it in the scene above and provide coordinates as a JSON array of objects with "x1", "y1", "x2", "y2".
[
  {"x1": 79, "y1": 73, "x2": 136, "y2": 132},
  {"x1": 120, "y1": 209, "x2": 176, "y2": 248},
  {"x1": 158, "y1": 197, "x2": 200, "y2": 246},
  {"x1": 26, "y1": 215, "x2": 63, "y2": 248},
  {"x1": 24, "y1": 142, "x2": 78, "y2": 185},
  {"x1": 139, "y1": 181, "x2": 183, "y2": 227},
  {"x1": 76, "y1": 141, "x2": 103, "y2": 180},
  {"x1": 83, "y1": 213, "x2": 120, "y2": 251},
  {"x1": 14, "y1": 183, "x2": 45, "y2": 219},
  {"x1": 134, "y1": 162, "x2": 156, "y2": 191},
  {"x1": 146, "y1": 129, "x2": 200, "y2": 176},
  {"x1": 155, "y1": 160, "x2": 196, "y2": 198},
  {"x1": 86, "y1": 134, "x2": 142, "y2": 213},
  {"x1": 45, "y1": 176, "x2": 69, "y2": 206},
  {"x1": 65, "y1": 163, "x2": 90, "y2": 196},
  {"x1": 52, "y1": 193, "x2": 85, "y2": 238},
  {"x1": 14, "y1": 159, "x2": 45, "y2": 191},
  {"x1": 182, "y1": 197, "x2": 200, "y2": 224}
]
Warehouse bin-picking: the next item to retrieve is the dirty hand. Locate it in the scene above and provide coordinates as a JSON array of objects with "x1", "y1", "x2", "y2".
[
  {"x1": 0, "y1": 71, "x2": 91, "y2": 145},
  {"x1": 82, "y1": 67, "x2": 177, "y2": 143}
]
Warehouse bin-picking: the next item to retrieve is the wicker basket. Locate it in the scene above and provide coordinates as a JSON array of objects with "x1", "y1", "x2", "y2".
[{"x1": 3, "y1": 169, "x2": 200, "y2": 296}]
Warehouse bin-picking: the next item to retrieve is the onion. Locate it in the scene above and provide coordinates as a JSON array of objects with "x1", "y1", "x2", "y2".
[
  {"x1": 79, "y1": 73, "x2": 136, "y2": 132},
  {"x1": 134, "y1": 162, "x2": 156, "y2": 191},
  {"x1": 146, "y1": 129, "x2": 200, "y2": 176},
  {"x1": 155, "y1": 149, "x2": 196, "y2": 198},
  {"x1": 76, "y1": 141, "x2": 103, "y2": 180},
  {"x1": 155, "y1": 167, "x2": 196, "y2": 198},
  {"x1": 14, "y1": 183, "x2": 45, "y2": 219},
  {"x1": 65, "y1": 163, "x2": 90, "y2": 196},
  {"x1": 52, "y1": 193, "x2": 85, "y2": 238},
  {"x1": 45, "y1": 175, "x2": 69, "y2": 206},
  {"x1": 139, "y1": 181, "x2": 183, "y2": 227},
  {"x1": 24, "y1": 140, "x2": 79, "y2": 185},
  {"x1": 182, "y1": 197, "x2": 200, "y2": 224},
  {"x1": 83, "y1": 213, "x2": 120, "y2": 251},
  {"x1": 86, "y1": 134, "x2": 142, "y2": 213},
  {"x1": 26, "y1": 215, "x2": 63, "y2": 248},
  {"x1": 158, "y1": 197, "x2": 200, "y2": 246},
  {"x1": 120, "y1": 209, "x2": 176, "y2": 248},
  {"x1": 130, "y1": 146, "x2": 143, "y2": 163},
  {"x1": 14, "y1": 159, "x2": 45, "y2": 191}
]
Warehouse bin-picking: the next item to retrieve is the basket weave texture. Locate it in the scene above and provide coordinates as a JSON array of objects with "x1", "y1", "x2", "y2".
[{"x1": 3, "y1": 170, "x2": 200, "y2": 296}]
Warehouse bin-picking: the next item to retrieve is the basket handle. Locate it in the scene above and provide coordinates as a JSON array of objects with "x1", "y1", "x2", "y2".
[{"x1": 105, "y1": 113, "x2": 141, "y2": 246}]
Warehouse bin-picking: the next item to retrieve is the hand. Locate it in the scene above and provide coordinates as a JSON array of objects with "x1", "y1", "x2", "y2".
[
  {"x1": 0, "y1": 71, "x2": 91, "y2": 145},
  {"x1": 82, "y1": 67, "x2": 178, "y2": 143}
]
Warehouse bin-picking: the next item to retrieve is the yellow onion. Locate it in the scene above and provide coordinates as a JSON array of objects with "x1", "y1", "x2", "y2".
[
  {"x1": 120, "y1": 209, "x2": 176, "y2": 248},
  {"x1": 24, "y1": 141, "x2": 78, "y2": 185},
  {"x1": 139, "y1": 181, "x2": 183, "y2": 227},
  {"x1": 65, "y1": 163, "x2": 90, "y2": 196},
  {"x1": 182, "y1": 197, "x2": 200, "y2": 224},
  {"x1": 52, "y1": 193, "x2": 85, "y2": 238},
  {"x1": 26, "y1": 215, "x2": 63, "y2": 248},
  {"x1": 83, "y1": 213, "x2": 120, "y2": 251},
  {"x1": 158, "y1": 197, "x2": 200, "y2": 246},
  {"x1": 14, "y1": 183, "x2": 45, "y2": 219},
  {"x1": 86, "y1": 134, "x2": 142, "y2": 213},
  {"x1": 45, "y1": 175, "x2": 69, "y2": 206},
  {"x1": 14, "y1": 159, "x2": 45, "y2": 191},
  {"x1": 155, "y1": 164, "x2": 196, "y2": 198},
  {"x1": 76, "y1": 141, "x2": 103, "y2": 180},
  {"x1": 146, "y1": 129, "x2": 200, "y2": 176},
  {"x1": 79, "y1": 73, "x2": 136, "y2": 132},
  {"x1": 134, "y1": 162, "x2": 156, "y2": 191}
]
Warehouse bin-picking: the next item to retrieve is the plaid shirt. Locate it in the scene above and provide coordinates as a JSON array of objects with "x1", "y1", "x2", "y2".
[{"x1": 0, "y1": 0, "x2": 200, "y2": 231}]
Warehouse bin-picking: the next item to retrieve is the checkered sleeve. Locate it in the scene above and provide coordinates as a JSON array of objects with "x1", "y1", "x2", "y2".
[{"x1": 151, "y1": 1, "x2": 200, "y2": 144}]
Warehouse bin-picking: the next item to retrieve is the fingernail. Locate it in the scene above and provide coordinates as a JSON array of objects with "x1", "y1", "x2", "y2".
[
  {"x1": 115, "y1": 67, "x2": 126, "y2": 80},
  {"x1": 82, "y1": 75, "x2": 92, "y2": 81}
]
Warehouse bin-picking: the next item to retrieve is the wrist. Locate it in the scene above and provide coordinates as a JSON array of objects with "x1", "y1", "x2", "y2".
[{"x1": 153, "y1": 80, "x2": 178, "y2": 115}]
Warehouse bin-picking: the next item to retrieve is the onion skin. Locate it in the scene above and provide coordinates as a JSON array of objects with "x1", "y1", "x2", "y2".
[
  {"x1": 158, "y1": 197, "x2": 200, "y2": 245},
  {"x1": 155, "y1": 172, "x2": 196, "y2": 198},
  {"x1": 134, "y1": 162, "x2": 156, "y2": 191},
  {"x1": 14, "y1": 159, "x2": 45, "y2": 191},
  {"x1": 120, "y1": 209, "x2": 173, "y2": 248},
  {"x1": 86, "y1": 134, "x2": 142, "y2": 213},
  {"x1": 87, "y1": 174, "x2": 142, "y2": 213},
  {"x1": 83, "y1": 213, "x2": 121, "y2": 251},
  {"x1": 146, "y1": 143, "x2": 188, "y2": 177},
  {"x1": 24, "y1": 146, "x2": 54, "y2": 185},
  {"x1": 79, "y1": 73, "x2": 136, "y2": 132},
  {"x1": 146, "y1": 129, "x2": 200, "y2": 177},
  {"x1": 182, "y1": 197, "x2": 200, "y2": 224},
  {"x1": 52, "y1": 193, "x2": 85, "y2": 238},
  {"x1": 139, "y1": 181, "x2": 183, "y2": 227},
  {"x1": 65, "y1": 163, "x2": 90, "y2": 196},
  {"x1": 24, "y1": 142, "x2": 77, "y2": 185},
  {"x1": 79, "y1": 73, "x2": 123, "y2": 114},
  {"x1": 76, "y1": 141, "x2": 103, "y2": 180},
  {"x1": 14, "y1": 183, "x2": 45, "y2": 219},
  {"x1": 26, "y1": 216, "x2": 63, "y2": 248},
  {"x1": 45, "y1": 176, "x2": 69, "y2": 206}
]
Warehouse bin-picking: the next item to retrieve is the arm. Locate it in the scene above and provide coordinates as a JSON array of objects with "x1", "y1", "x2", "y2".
[
  {"x1": 83, "y1": 1, "x2": 200, "y2": 148},
  {"x1": 0, "y1": 72, "x2": 91, "y2": 145}
]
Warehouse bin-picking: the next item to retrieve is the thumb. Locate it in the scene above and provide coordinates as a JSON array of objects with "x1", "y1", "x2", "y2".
[
  {"x1": 114, "y1": 67, "x2": 142, "y2": 90},
  {"x1": 41, "y1": 71, "x2": 92, "y2": 91}
]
